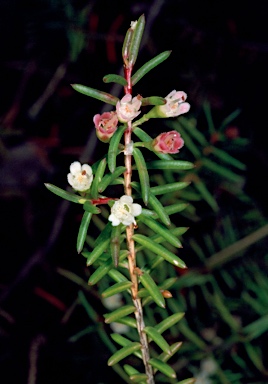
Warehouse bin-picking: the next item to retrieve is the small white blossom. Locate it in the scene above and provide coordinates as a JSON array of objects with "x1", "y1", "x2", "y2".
[
  {"x1": 108, "y1": 195, "x2": 142, "y2": 226},
  {"x1": 159, "y1": 90, "x2": 190, "y2": 117},
  {"x1": 116, "y1": 94, "x2": 142, "y2": 123},
  {"x1": 67, "y1": 161, "x2": 93, "y2": 192},
  {"x1": 130, "y1": 20, "x2": 137, "y2": 29},
  {"x1": 124, "y1": 141, "x2": 134, "y2": 155},
  {"x1": 102, "y1": 293, "x2": 122, "y2": 310}
]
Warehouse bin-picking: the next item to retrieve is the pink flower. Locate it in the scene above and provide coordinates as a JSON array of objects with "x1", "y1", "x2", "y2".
[
  {"x1": 159, "y1": 90, "x2": 190, "y2": 117},
  {"x1": 93, "y1": 111, "x2": 118, "y2": 142},
  {"x1": 153, "y1": 131, "x2": 184, "y2": 154},
  {"x1": 116, "y1": 94, "x2": 142, "y2": 123}
]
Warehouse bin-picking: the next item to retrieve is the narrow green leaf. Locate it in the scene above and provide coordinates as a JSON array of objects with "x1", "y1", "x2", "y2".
[
  {"x1": 77, "y1": 211, "x2": 92, "y2": 253},
  {"x1": 71, "y1": 84, "x2": 119, "y2": 105},
  {"x1": 144, "y1": 326, "x2": 171, "y2": 354},
  {"x1": 158, "y1": 342, "x2": 183, "y2": 364},
  {"x1": 90, "y1": 158, "x2": 107, "y2": 199},
  {"x1": 150, "y1": 182, "x2": 190, "y2": 195},
  {"x1": 193, "y1": 176, "x2": 218, "y2": 212},
  {"x1": 155, "y1": 313, "x2": 185, "y2": 334},
  {"x1": 111, "y1": 334, "x2": 142, "y2": 359},
  {"x1": 133, "y1": 148, "x2": 150, "y2": 205},
  {"x1": 88, "y1": 258, "x2": 113, "y2": 285},
  {"x1": 219, "y1": 108, "x2": 241, "y2": 131},
  {"x1": 108, "y1": 268, "x2": 129, "y2": 284},
  {"x1": 141, "y1": 96, "x2": 166, "y2": 106},
  {"x1": 139, "y1": 271, "x2": 165, "y2": 308},
  {"x1": 131, "y1": 50, "x2": 172, "y2": 85},
  {"x1": 102, "y1": 281, "x2": 133, "y2": 298},
  {"x1": 202, "y1": 158, "x2": 244, "y2": 183},
  {"x1": 110, "y1": 224, "x2": 122, "y2": 267},
  {"x1": 164, "y1": 203, "x2": 189, "y2": 216},
  {"x1": 103, "y1": 74, "x2": 128, "y2": 86},
  {"x1": 83, "y1": 238, "x2": 110, "y2": 266},
  {"x1": 147, "y1": 193, "x2": 171, "y2": 226},
  {"x1": 94, "y1": 222, "x2": 113, "y2": 247},
  {"x1": 45, "y1": 183, "x2": 86, "y2": 204},
  {"x1": 108, "y1": 342, "x2": 141, "y2": 366},
  {"x1": 209, "y1": 145, "x2": 246, "y2": 170},
  {"x1": 148, "y1": 358, "x2": 176, "y2": 379},
  {"x1": 98, "y1": 166, "x2": 126, "y2": 192},
  {"x1": 132, "y1": 234, "x2": 187, "y2": 269},
  {"x1": 146, "y1": 160, "x2": 195, "y2": 170},
  {"x1": 108, "y1": 125, "x2": 126, "y2": 173},
  {"x1": 124, "y1": 364, "x2": 142, "y2": 376},
  {"x1": 129, "y1": 374, "x2": 148, "y2": 382},
  {"x1": 139, "y1": 215, "x2": 182, "y2": 248},
  {"x1": 116, "y1": 317, "x2": 137, "y2": 329},
  {"x1": 83, "y1": 201, "x2": 101, "y2": 214},
  {"x1": 128, "y1": 14, "x2": 145, "y2": 66},
  {"x1": 104, "y1": 304, "x2": 136, "y2": 324},
  {"x1": 175, "y1": 379, "x2": 196, "y2": 384}
]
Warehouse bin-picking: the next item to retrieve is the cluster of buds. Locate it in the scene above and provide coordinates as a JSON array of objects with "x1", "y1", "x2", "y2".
[{"x1": 93, "y1": 90, "x2": 190, "y2": 153}]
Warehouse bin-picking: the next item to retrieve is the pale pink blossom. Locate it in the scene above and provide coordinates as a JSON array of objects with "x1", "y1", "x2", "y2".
[
  {"x1": 108, "y1": 195, "x2": 142, "y2": 226},
  {"x1": 67, "y1": 161, "x2": 93, "y2": 192},
  {"x1": 153, "y1": 131, "x2": 184, "y2": 154},
  {"x1": 93, "y1": 111, "x2": 118, "y2": 142},
  {"x1": 116, "y1": 94, "x2": 142, "y2": 123},
  {"x1": 159, "y1": 90, "x2": 190, "y2": 117}
]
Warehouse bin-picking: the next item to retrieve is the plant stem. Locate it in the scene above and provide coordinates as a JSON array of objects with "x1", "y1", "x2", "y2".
[{"x1": 123, "y1": 66, "x2": 154, "y2": 384}]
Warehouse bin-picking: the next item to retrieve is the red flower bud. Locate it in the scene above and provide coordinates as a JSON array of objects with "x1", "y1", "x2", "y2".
[
  {"x1": 153, "y1": 130, "x2": 184, "y2": 154},
  {"x1": 93, "y1": 111, "x2": 118, "y2": 142}
]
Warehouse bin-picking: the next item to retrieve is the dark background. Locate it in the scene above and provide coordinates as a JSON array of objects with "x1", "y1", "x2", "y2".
[{"x1": 0, "y1": 0, "x2": 268, "y2": 383}]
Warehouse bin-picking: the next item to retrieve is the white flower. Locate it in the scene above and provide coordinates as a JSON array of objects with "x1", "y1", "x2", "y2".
[
  {"x1": 116, "y1": 94, "x2": 142, "y2": 123},
  {"x1": 102, "y1": 293, "x2": 122, "y2": 310},
  {"x1": 108, "y1": 195, "x2": 142, "y2": 226},
  {"x1": 159, "y1": 90, "x2": 190, "y2": 117},
  {"x1": 67, "y1": 161, "x2": 93, "y2": 192}
]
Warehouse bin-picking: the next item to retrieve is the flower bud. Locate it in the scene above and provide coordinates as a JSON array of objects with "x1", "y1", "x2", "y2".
[
  {"x1": 93, "y1": 111, "x2": 118, "y2": 142},
  {"x1": 152, "y1": 131, "x2": 184, "y2": 154},
  {"x1": 116, "y1": 94, "x2": 142, "y2": 123}
]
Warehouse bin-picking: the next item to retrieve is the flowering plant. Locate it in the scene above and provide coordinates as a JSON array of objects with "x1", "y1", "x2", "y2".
[{"x1": 45, "y1": 15, "x2": 195, "y2": 384}]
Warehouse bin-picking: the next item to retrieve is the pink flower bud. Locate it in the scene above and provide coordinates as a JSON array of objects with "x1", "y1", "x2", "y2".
[
  {"x1": 116, "y1": 94, "x2": 142, "y2": 123},
  {"x1": 93, "y1": 111, "x2": 118, "y2": 142},
  {"x1": 153, "y1": 131, "x2": 184, "y2": 154}
]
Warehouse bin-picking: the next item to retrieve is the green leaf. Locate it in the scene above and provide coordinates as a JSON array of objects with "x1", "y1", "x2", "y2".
[
  {"x1": 83, "y1": 201, "x2": 101, "y2": 214},
  {"x1": 146, "y1": 160, "x2": 195, "y2": 170},
  {"x1": 104, "y1": 305, "x2": 136, "y2": 324},
  {"x1": 192, "y1": 176, "x2": 218, "y2": 212},
  {"x1": 94, "y1": 222, "x2": 113, "y2": 247},
  {"x1": 175, "y1": 378, "x2": 196, "y2": 384},
  {"x1": 103, "y1": 74, "x2": 127, "y2": 86},
  {"x1": 157, "y1": 342, "x2": 183, "y2": 364},
  {"x1": 108, "y1": 268, "x2": 129, "y2": 283},
  {"x1": 141, "y1": 96, "x2": 166, "y2": 106},
  {"x1": 131, "y1": 50, "x2": 172, "y2": 85},
  {"x1": 147, "y1": 193, "x2": 171, "y2": 226},
  {"x1": 129, "y1": 374, "x2": 148, "y2": 383},
  {"x1": 139, "y1": 215, "x2": 182, "y2": 248},
  {"x1": 88, "y1": 258, "x2": 113, "y2": 285},
  {"x1": 110, "y1": 224, "x2": 122, "y2": 267},
  {"x1": 132, "y1": 234, "x2": 187, "y2": 269},
  {"x1": 133, "y1": 148, "x2": 150, "y2": 205},
  {"x1": 90, "y1": 158, "x2": 107, "y2": 199},
  {"x1": 71, "y1": 84, "x2": 119, "y2": 105},
  {"x1": 108, "y1": 342, "x2": 141, "y2": 366},
  {"x1": 128, "y1": 14, "x2": 145, "y2": 66},
  {"x1": 45, "y1": 183, "x2": 86, "y2": 204},
  {"x1": 164, "y1": 203, "x2": 189, "y2": 216},
  {"x1": 102, "y1": 281, "x2": 133, "y2": 298},
  {"x1": 155, "y1": 313, "x2": 185, "y2": 334},
  {"x1": 202, "y1": 158, "x2": 244, "y2": 183},
  {"x1": 83, "y1": 238, "x2": 110, "y2": 266},
  {"x1": 108, "y1": 125, "x2": 125, "y2": 173},
  {"x1": 111, "y1": 334, "x2": 142, "y2": 359},
  {"x1": 98, "y1": 166, "x2": 126, "y2": 192},
  {"x1": 144, "y1": 326, "x2": 171, "y2": 354},
  {"x1": 148, "y1": 358, "x2": 176, "y2": 379},
  {"x1": 116, "y1": 317, "x2": 137, "y2": 329},
  {"x1": 139, "y1": 271, "x2": 165, "y2": 308},
  {"x1": 209, "y1": 145, "x2": 246, "y2": 170},
  {"x1": 150, "y1": 182, "x2": 191, "y2": 195},
  {"x1": 76, "y1": 211, "x2": 92, "y2": 253}
]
